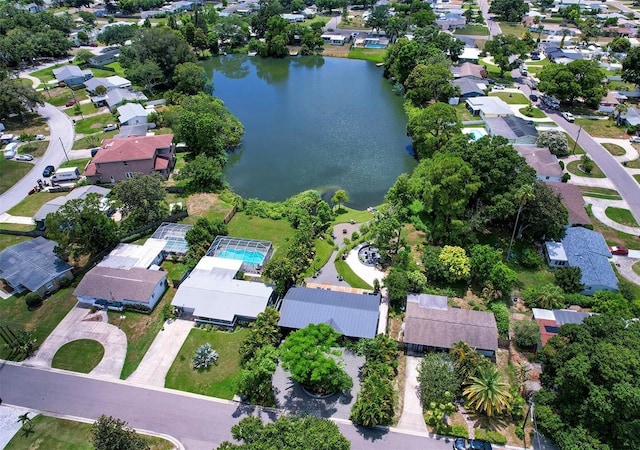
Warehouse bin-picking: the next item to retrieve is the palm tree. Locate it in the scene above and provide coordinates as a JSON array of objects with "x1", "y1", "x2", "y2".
[
  {"x1": 450, "y1": 341, "x2": 487, "y2": 380},
  {"x1": 507, "y1": 184, "x2": 535, "y2": 260},
  {"x1": 17, "y1": 412, "x2": 33, "y2": 430},
  {"x1": 614, "y1": 102, "x2": 628, "y2": 126},
  {"x1": 463, "y1": 365, "x2": 512, "y2": 417}
]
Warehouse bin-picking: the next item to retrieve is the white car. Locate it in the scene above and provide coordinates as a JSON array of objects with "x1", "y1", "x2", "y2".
[
  {"x1": 15, "y1": 154, "x2": 34, "y2": 161},
  {"x1": 103, "y1": 124, "x2": 117, "y2": 132},
  {"x1": 561, "y1": 112, "x2": 575, "y2": 122},
  {"x1": 630, "y1": 136, "x2": 640, "y2": 143},
  {"x1": 35, "y1": 134, "x2": 45, "y2": 140},
  {"x1": 493, "y1": 84, "x2": 506, "y2": 90}
]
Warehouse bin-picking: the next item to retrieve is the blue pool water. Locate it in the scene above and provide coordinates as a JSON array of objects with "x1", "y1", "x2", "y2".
[
  {"x1": 217, "y1": 248, "x2": 266, "y2": 265},
  {"x1": 365, "y1": 43, "x2": 387, "y2": 49},
  {"x1": 467, "y1": 129, "x2": 486, "y2": 141}
]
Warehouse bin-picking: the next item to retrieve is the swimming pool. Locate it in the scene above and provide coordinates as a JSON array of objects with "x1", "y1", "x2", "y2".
[
  {"x1": 461, "y1": 128, "x2": 488, "y2": 141},
  {"x1": 365, "y1": 43, "x2": 387, "y2": 49},
  {"x1": 217, "y1": 248, "x2": 266, "y2": 266}
]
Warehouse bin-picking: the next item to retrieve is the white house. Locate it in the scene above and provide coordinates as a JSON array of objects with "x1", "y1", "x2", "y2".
[
  {"x1": 466, "y1": 96, "x2": 513, "y2": 119},
  {"x1": 117, "y1": 103, "x2": 150, "y2": 126}
]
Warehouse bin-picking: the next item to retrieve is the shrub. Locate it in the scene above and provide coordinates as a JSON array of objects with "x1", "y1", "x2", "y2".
[
  {"x1": 448, "y1": 424, "x2": 469, "y2": 438},
  {"x1": 519, "y1": 248, "x2": 543, "y2": 269},
  {"x1": 558, "y1": 160, "x2": 565, "y2": 170},
  {"x1": 192, "y1": 343, "x2": 218, "y2": 370},
  {"x1": 554, "y1": 267, "x2": 584, "y2": 293},
  {"x1": 563, "y1": 292, "x2": 595, "y2": 308},
  {"x1": 124, "y1": 303, "x2": 151, "y2": 313},
  {"x1": 562, "y1": 173, "x2": 571, "y2": 182},
  {"x1": 489, "y1": 302, "x2": 510, "y2": 339},
  {"x1": 25, "y1": 292, "x2": 43, "y2": 309},
  {"x1": 513, "y1": 320, "x2": 541, "y2": 348},
  {"x1": 58, "y1": 277, "x2": 72, "y2": 288},
  {"x1": 475, "y1": 429, "x2": 507, "y2": 445}
]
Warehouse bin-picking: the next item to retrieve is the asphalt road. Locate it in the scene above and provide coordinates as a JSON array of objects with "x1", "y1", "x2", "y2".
[
  {"x1": 0, "y1": 103, "x2": 75, "y2": 215},
  {"x1": 0, "y1": 363, "x2": 454, "y2": 450}
]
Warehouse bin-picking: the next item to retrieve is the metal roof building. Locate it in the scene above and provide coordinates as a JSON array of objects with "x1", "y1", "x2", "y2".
[{"x1": 278, "y1": 287, "x2": 381, "y2": 339}]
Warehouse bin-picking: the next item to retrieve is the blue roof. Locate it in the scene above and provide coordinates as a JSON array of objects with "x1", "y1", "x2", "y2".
[
  {"x1": 561, "y1": 227, "x2": 618, "y2": 291},
  {"x1": 553, "y1": 309, "x2": 590, "y2": 325},
  {"x1": 278, "y1": 287, "x2": 380, "y2": 339}
]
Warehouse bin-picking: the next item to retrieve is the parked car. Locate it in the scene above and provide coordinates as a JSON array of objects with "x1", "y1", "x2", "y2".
[
  {"x1": 630, "y1": 136, "x2": 640, "y2": 143},
  {"x1": 529, "y1": 94, "x2": 539, "y2": 102},
  {"x1": 561, "y1": 112, "x2": 575, "y2": 122},
  {"x1": 15, "y1": 153, "x2": 34, "y2": 161},
  {"x1": 42, "y1": 165, "x2": 55, "y2": 177},
  {"x1": 65, "y1": 99, "x2": 77, "y2": 107},
  {"x1": 35, "y1": 134, "x2": 46, "y2": 140},
  {"x1": 609, "y1": 246, "x2": 629, "y2": 256},
  {"x1": 90, "y1": 147, "x2": 100, "y2": 157},
  {"x1": 468, "y1": 439, "x2": 493, "y2": 450},
  {"x1": 493, "y1": 84, "x2": 505, "y2": 90},
  {"x1": 486, "y1": 78, "x2": 496, "y2": 85},
  {"x1": 103, "y1": 124, "x2": 117, "y2": 132},
  {"x1": 453, "y1": 438, "x2": 467, "y2": 450}
]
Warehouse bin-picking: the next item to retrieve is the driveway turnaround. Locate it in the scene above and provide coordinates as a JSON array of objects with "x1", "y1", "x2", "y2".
[
  {"x1": 0, "y1": 364, "x2": 457, "y2": 450},
  {"x1": 127, "y1": 318, "x2": 193, "y2": 387},
  {"x1": 397, "y1": 356, "x2": 428, "y2": 435},
  {"x1": 25, "y1": 307, "x2": 127, "y2": 379}
]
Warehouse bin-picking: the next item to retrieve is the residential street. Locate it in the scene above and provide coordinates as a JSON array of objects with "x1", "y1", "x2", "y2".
[
  {"x1": 0, "y1": 363, "x2": 455, "y2": 450},
  {"x1": 0, "y1": 103, "x2": 75, "y2": 215}
]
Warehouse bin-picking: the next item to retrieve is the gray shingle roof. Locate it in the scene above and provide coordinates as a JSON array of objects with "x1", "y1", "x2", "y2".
[
  {"x1": 547, "y1": 182, "x2": 591, "y2": 226},
  {"x1": 73, "y1": 266, "x2": 166, "y2": 303},
  {"x1": 553, "y1": 309, "x2": 590, "y2": 325},
  {"x1": 486, "y1": 116, "x2": 538, "y2": 139},
  {"x1": 403, "y1": 302, "x2": 498, "y2": 353},
  {"x1": 561, "y1": 227, "x2": 618, "y2": 290},
  {"x1": 0, "y1": 237, "x2": 72, "y2": 292},
  {"x1": 278, "y1": 287, "x2": 380, "y2": 339}
]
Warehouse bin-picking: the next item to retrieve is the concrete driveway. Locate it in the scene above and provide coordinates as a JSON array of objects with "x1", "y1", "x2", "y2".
[
  {"x1": 25, "y1": 306, "x2": 127, "y2": 379},
  {"x1": 397, "y1": 355, "x2": 428, "y2": 435}
]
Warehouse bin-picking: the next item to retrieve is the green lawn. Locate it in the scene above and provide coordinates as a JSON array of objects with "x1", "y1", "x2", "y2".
[
  {"x1": 0, "y1": 224, "x2": 33, "y2": 251},
  {"x1": 0, "y1": 158, "x2": 32, "y2": 195},
  {"x1": 574, "y1": 118, "x2": 627, "y2": 139},
  {"x1": 8, "y1": 191, "x2": 68, "y2": 217},
  {"x1": 453, "y1": 102, "x2": 475, "y2": 121},
  {"x1": 30, "y1": 63, "x2": 66, "y2": 83},
  {"x1": 566, "y1": 159, "x2": 606, "y2": 178},
  {"x1": 514, "y1": 267, "x2": 555, "y2": 292},
  {"x1": 64, "y1": 102, "x2": 101, "y2": 118},
  {"x1": 579, "y1": 186, "x2": 622, "y2": 200},
  {"x1": 2, "y1": 113, "x2": 50, "y2": 138},
  {"x1": 165, "y1": 327, "x2": 249, "y2": 399},
  {"x1": 304, "y1": 238, "x2": 336, "y2": 278},
  {"x1": 19, "y1": 140, "x2": 49, "y2": 158},
  {"x1": 162, "y1": 260, "x2": 190, "y2": 283},
  {"x1": 564, "y1": 133, "x2": 585, "y2": 155},
  {"x1": 72, "y1": 132, "x2": 116, "y2": 150},
  {"x1": 46, "y1": 88, "x2": 89, "y2": 108},
  {"x1": 348, "y1": 48, "x2": 386, "y2": 63},
  {"x1": 453, "y1": 25, "x2": 489, "y2": 36},
  {"x1": 635, "y1": 174, "x2": 640, "y2": 184},
  {"x1": 227, "y1": 212, "x2": 296, "y2": 258},
  {"x1": 51, "y1": 339, "x2": 105, "y2": 373},
  {"x1": 335, "y1": 256, "x2": 373, "y2": 289},
  {"x1": 489, "y1": 92, "x2": 529, "y2": 104},
  {"x1": 602, "y1": 143, "x2": 627, "y2": 156},
  {"x1": 519, "y1": 106, "x2": 547, "y2": 118},
  {"x1": 0, "y1": 287, "x2": 78, "y2": 361},
  {"x1": 107, "y1": 288, "x2": 175, "y2": 379},
  {"x1": 498, "y1": 23, "x2": 525, "y2": 37},
  {"x1": 633, "y1": 261, "x2": 640, "y2": 276},
  {"x1": 74, "y1": 113, "x2": 116, "y2": 135},
  {"x1": 605, "y1": 206, "x2": 639, "y2": 227},
  {"x1": 332, "y1": 206, "x2": 376, "y2": 225},
  {"x1": 105, "y1": 61, "x2": 127, "y2": 76},
  {"x1": 624, "y1": 156, "x2": 640, "y2": 169},
  {"x1": 5, "y1": 415, "x2": 173, "y2": 450},
  {"x1": 587, "y1": 206, "x2": 640, "y2": 249},
  {"x1": 60, "y1": 158, "x2": 91, "y2": 174},
  {"x1": 181, "y1": 192, "x2": 234, "y2": 224}
]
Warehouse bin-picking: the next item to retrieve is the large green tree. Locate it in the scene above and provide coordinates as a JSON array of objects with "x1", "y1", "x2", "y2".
[
  {"x1": 175, "y1": 154, "x2": 225, "y2": 193},
  {"x1": 218, "y1": 415, "x2": 350, "y2": 450},
  {"x1": 518, "y1": 181, "x2": 568, "y2": 241},
  {"x1": 111, "y1": 173, "x2": 169, "y2": 231},
  {"x1": 484, "y1": 35, "x2": 529, "y2": 76},
  {"x1": 488, "y1": 0, "x2": 529, "y2": 22},
  {"x1": 173, "y1": 62, "x2": 211, "y2": 95},
  {"x1": 404, "y1": 63, "x2": 458, "y2": 107},
  {"x1": 406, "y1": 102, "x2": 462, "y2": 160},
  {"x1": 0, "y1": 71, "x2": 44, "y2": 120},
  {"x1": 538, "y1": 59, "x2": 607, "y2": 106},
  {"x1": 279, "y1": 323, "x2": 353, "y2": 395},
  {"x1": 239, "y1": 307, "x2": 281, "y2": 365},
  {"x1": 91, "y1": 415, "x2": 149, "y2": 450},
  {"x1": 45, "y1": 194, "x2": 119, "y2": 261},
  {"x1": 622, "y1": 46, "x2": 640, "y2": 86}
]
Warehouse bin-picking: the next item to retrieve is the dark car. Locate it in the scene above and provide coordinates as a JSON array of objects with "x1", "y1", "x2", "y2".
[
  {"x1": 42, "y1": 165, "x2": 55, "y2": 177},
  {"x1": 453, "y1": 438, "x2": 467, "y2": 450},
  {"x1": 468, "y1": 439, "x2": 493, "y2": 450},
  {"x1": 529, "y1": 94, "x2": 539, "y2": 102},
  {"x1": 65, "y1": 99, "x2": 77, "y2": 107},
  {"x1": 609, "y1": 246, "x2": 629, "y2": 256}
]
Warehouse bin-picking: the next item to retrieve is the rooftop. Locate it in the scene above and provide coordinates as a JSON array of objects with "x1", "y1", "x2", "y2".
[
  {"x1": 97, "y1": 238, "x2": 166, "y2": 270},
  {"x1": 547, "y1": 182, "x2": 592, "y2": 226},
  {"x1": 485, "y1": 116, "x2": 538, "y2": 139},
  {"x1": 74, "y1": 266, "x2": 167, "y2": 303},
  {"x1": 93, "y1": 134, "x2": 173, "y2": 164},
  {"x1": 466, "y1": 96, "x2": 513, "y2": 115},
  {"x1": 278, "y1": 287, "x2": 380, "y2": 339},
  {"x1": 515, "y1": 146, "x2": 563, "y2": 177},
  {"x1": 559, "y1": 227, "x2": 617, "y2": 290}
]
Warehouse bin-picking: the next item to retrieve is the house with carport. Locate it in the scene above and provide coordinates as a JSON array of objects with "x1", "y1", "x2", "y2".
[
  {"x1": 402, "y1": 293, "x2": 498, "y2": 358},
  {"x1": 0, "y1": 237, "x2": 73, "y2": 297},
  {"x1": 117, "y1": 103, "x2": 151, "y2": 127},
  {"x1": 466, "y1": 96, "x2": 513, "y2": 120}
]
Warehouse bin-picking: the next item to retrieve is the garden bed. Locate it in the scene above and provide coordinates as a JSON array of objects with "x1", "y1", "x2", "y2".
[{"x1": 566, "y1": 159, "x2": 606, "y2": 178}]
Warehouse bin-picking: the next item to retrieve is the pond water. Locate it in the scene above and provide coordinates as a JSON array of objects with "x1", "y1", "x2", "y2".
[{"x1": 202, "y1": 55, "x2": 415, "y2": 210}]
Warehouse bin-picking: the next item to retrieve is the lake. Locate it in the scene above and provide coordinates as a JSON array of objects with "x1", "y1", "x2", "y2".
[{"x1": 202, "y1": 55, "x2": 415, "y2": 210}]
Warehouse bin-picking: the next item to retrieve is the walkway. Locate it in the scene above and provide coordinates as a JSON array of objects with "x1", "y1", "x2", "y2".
[
  {"x1": 0, "y1": 213, "x2": 33, "y2": 225},
  {"x1": 586, "y1": 197, "x2": 640, "y2": 235},
  {"x1": 396, "y1": 355, "x2": 428, "y2": 435},
  {"x1": 25, "y1": 307, "x2": 127, "y2": 379},
  {"x1": 344, "y1": 244, "x2": 385, "y2": 287},
  {"x1": 127, "y1": 318, "x2": 193, "y2": 387}
]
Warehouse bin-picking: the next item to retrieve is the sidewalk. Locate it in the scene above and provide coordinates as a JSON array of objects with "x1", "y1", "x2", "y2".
[
  {"x1": 127, "y1": 318, "x2": 193, "y2": 387},
  {"x1": 0, "y1": 213, "x2": 34, "y2": 225}
]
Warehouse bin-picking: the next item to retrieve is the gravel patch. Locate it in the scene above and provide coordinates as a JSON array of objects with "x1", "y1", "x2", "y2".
[
  {"x1": 0, "y1": 405, "x2": 34, "y2": 449},
  {"x1": 272, "y1": 349, "x2": 364, "y2": 420}
]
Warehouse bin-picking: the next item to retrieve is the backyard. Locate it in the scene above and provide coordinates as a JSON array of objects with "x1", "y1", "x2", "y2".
[
  {"x1": 4, "y1": 415, "x2": 173, "y2": 450},
  {"x1": 165, "y1": 327, "x2": 249, "y2": 399},
  {"x1": 227, "y1": 212, "x2": 296, "y2": 258}
]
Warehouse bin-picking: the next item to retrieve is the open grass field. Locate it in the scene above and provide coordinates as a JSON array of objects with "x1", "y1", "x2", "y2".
[
  {"x1": 64, "y1": 102, "x2": 102, "y2": 118},
  {"x1": 498, "y1": 23, "x2": 525, "y2": 37},
  {"x1": 605, "y1": 206, "x2": 639, "y2": 227},
  {"x1": 29, "y1": 63, "x2": 66, "y2": 83},
  {"x1": 579, "y1": 186, "x2": 622, "y2": 200},
  {"x1": 105, "y1": 61, "x2": 127, "y2": 76},
  {"x1": 165, "y1": 327, "x2": 249, "y2": 399},
  {"x1": 335, "y1": 256, "x2": 373, "y2": 289},
  {"x1": 0, "y1": 158, "x2": 32, "y2": 195},
  {"x1": 8, "y1": 191, "x2": 68, "y2": 217},
  {"x1": 566, "y1": 159, "x2": 606, "y2": 178},
  {"x1": 183, "y1": 192, "x2": 234, "y2": 223},
  {"x1": 45, "y1": 87, "x2": 89, "y2": 107},
  {"x1": 489, "y1": 92, "x2": 529, "y2": 104},
  {"x1": 107, "y1": 288, "x2": 175, "y2": 379},
  {"x1": 0, "y1": 287, "x2": 78, "y2": 361},
  {"x1": 4, "y1": 415, "x2": 173, "y2": 450},
  {"x1": 333, "y1": 206, "x2": 376, "y2": 224},
  {"x1": 74, "y1": 113, "x2": 116, "y2": 135},
  {"x1": 574, "y1": 118, "x2": 627, "y2": 139},
  {"x1": 348, "y1": 48, "x2": 386, "y2": 63},
  {"x1": 3, "y1": 113, "x2": 49, "y2": 137},
  {"x1": 602, "y1": 142, "x2": 627, "y2": 156},
  {"x1": 454, "y1": 25, "x2": 489, "y2": 35},
  {"x1": 51, "y1": 339, "x2": 105, "y2": 373},
  {"x1": 227, "y1": 212, "x2": 296, "y2": 258}
]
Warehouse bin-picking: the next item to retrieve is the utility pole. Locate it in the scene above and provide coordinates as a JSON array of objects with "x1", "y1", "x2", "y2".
[
  {"x1": 59, "y1": 137, "x2": 69, "y2": 162},
  {"x1": 572, "y1": 125, "x2": 583, "y2": 155}
]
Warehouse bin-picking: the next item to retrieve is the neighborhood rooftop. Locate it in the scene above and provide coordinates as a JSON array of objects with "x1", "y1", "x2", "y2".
[{"x1": 74, "y1": 266, "x2": 167, "y2": 304}]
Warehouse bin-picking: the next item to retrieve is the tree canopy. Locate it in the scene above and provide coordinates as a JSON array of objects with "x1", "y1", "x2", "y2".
[
  {"x1": 111, "y1": 173, "x2": 169, "y2": 231},
  {"x1": 91, "y1": 415, "x2": 149, "y2": 450},
  {"x1": 622, "y1": 46, "x2": 640, "y2": 86},
  {"x1": 488, "y1": 0, "x2": 529, "y2": 22},
  {"x1": 0, "y1": 70, "x2": 44, "y2": 120},
  {"x1": 538, "y1": 59, "x2": 607, "y2": 106}
]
